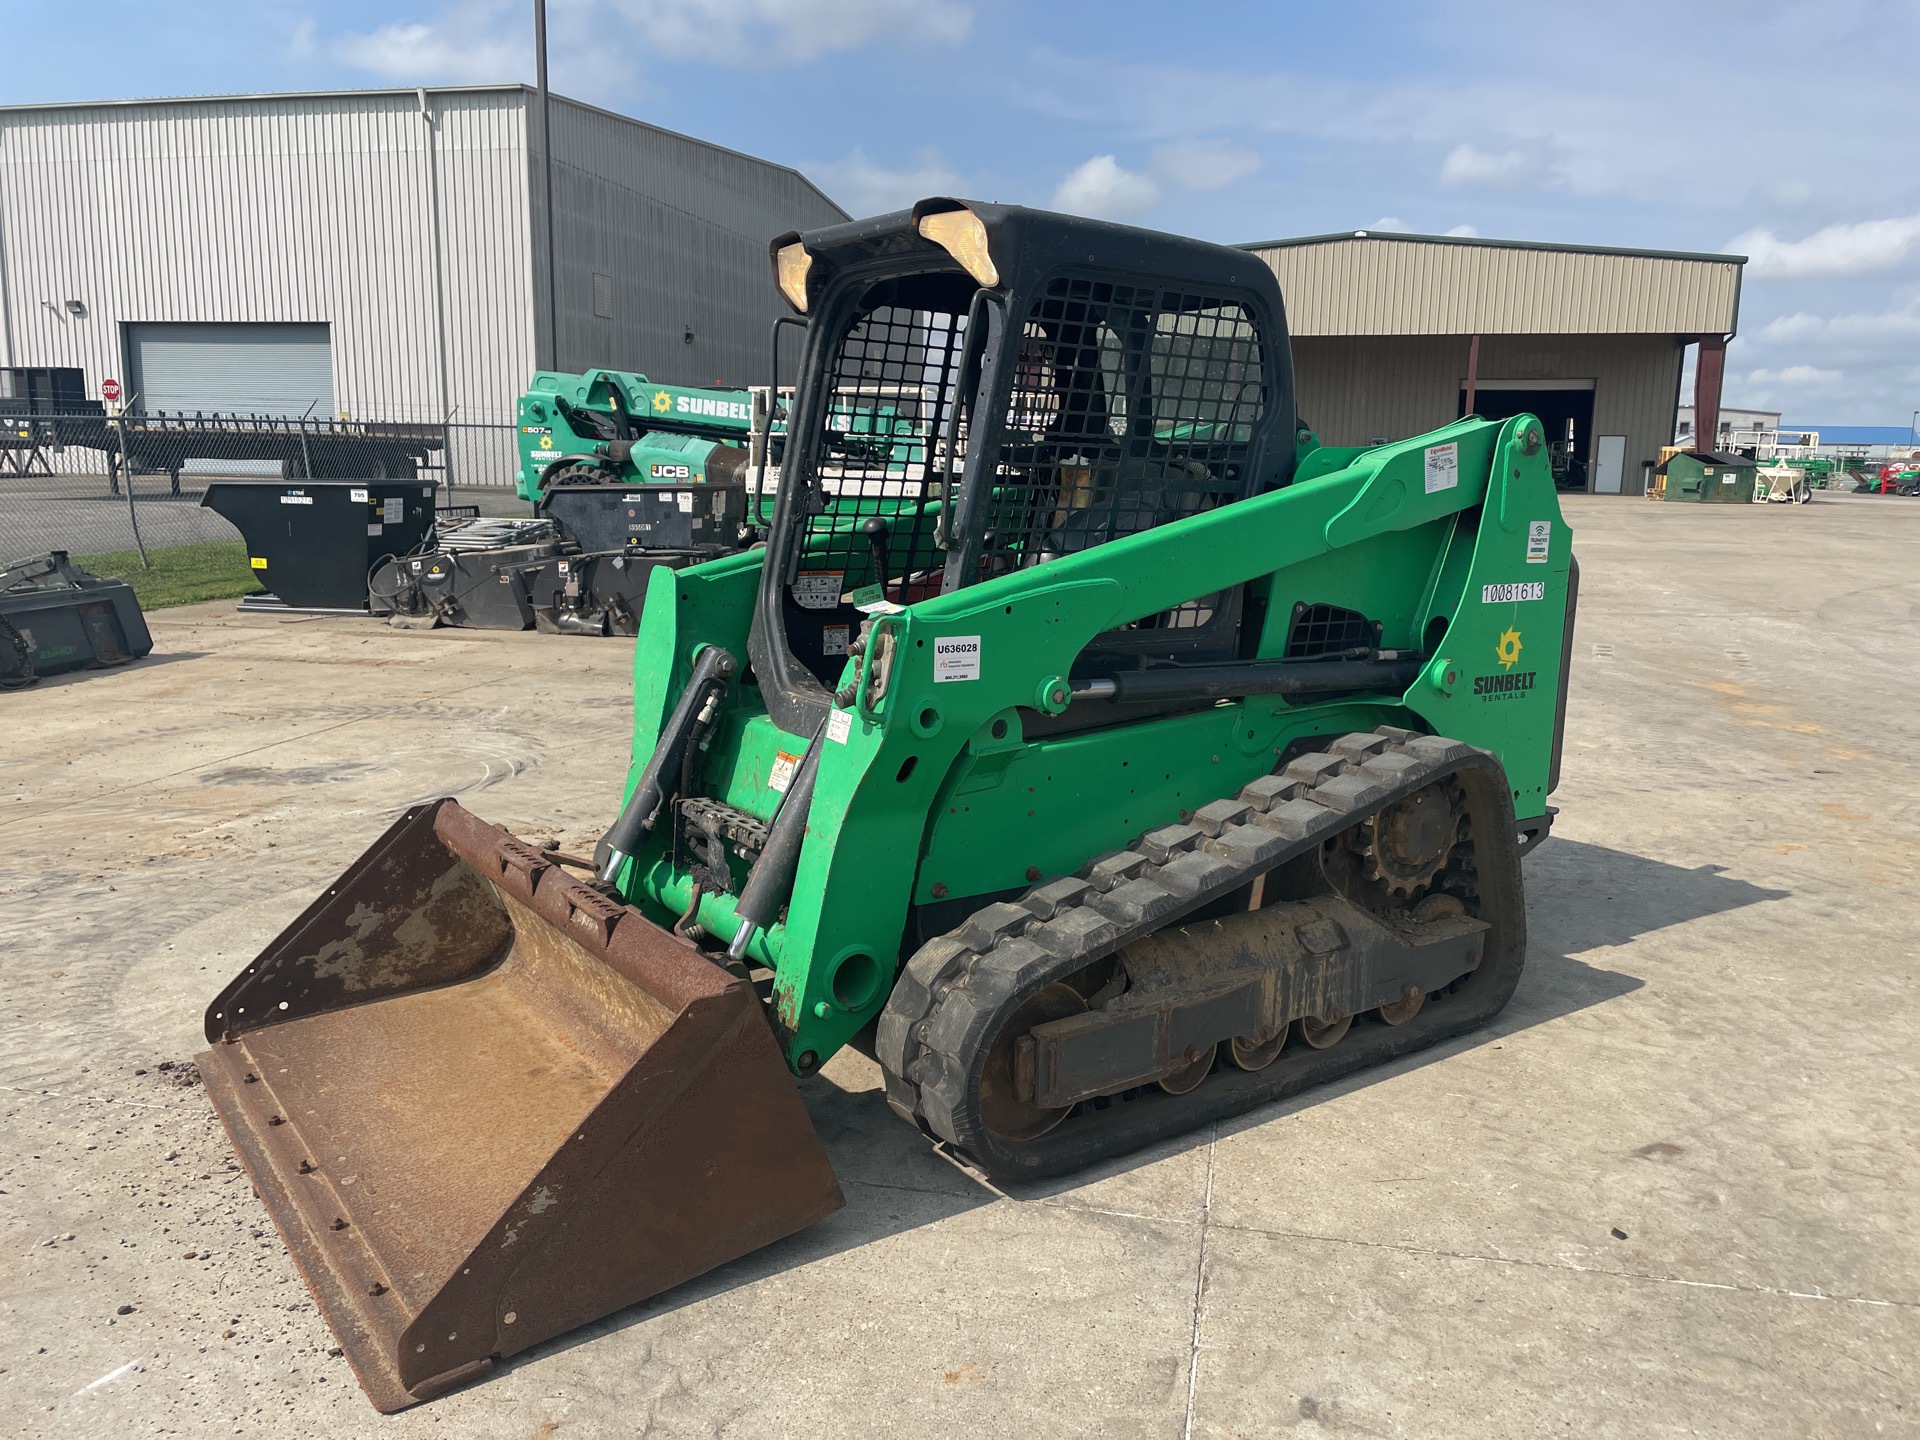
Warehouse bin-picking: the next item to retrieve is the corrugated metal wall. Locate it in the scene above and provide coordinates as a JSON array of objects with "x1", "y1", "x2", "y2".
[
  {"x1": 1293, "y1": 333, "x2": 1684, "y2": 494},
  {"x1": 0, "y1": 90, "x2": 535, "y2": 439},
  {"x1": 430, "y1": 92, "x2": 537, "y2": 428},
  {"x1": 1253, "y1": 237, "x2": 1740, "y2": 337},
  {"x1": 540, "y1": 97, "x2": 847, "y2": 388}
]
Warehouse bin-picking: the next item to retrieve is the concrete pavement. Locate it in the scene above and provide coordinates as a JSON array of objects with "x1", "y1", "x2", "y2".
[{"x1": 0, "y1": 492, "x2": 1914, "y2": 1437}]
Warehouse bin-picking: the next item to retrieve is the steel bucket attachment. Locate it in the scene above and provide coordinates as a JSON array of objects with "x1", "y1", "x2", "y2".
[{"x1": 198, "y1": 799, "x2": 844, "y2": 1412}]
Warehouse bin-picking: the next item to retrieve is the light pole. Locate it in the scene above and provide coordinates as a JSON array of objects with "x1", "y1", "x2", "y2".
[{"x1": 534, "y1": 0, "x2": 558, "y2": 370}]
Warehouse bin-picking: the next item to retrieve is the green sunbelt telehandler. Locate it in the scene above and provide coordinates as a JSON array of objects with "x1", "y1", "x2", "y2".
[{"x1": 200, "y1": 199, "x2": 1578, "y2": 1411}]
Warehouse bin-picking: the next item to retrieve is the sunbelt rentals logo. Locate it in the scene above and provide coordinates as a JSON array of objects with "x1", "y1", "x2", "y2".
[{"x1": 1475, "y1": 626, "x2": 1536, "y2": 701}]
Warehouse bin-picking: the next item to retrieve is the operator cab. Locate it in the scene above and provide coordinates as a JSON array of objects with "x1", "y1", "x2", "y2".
[{"x1": 750, "y1": 199, "x2": 1298, "y2": 739}]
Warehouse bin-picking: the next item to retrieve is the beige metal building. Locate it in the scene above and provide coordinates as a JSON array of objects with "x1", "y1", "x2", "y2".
[{"x1": 1241, "y1": 231, "x2": 1744, "y2": 495}]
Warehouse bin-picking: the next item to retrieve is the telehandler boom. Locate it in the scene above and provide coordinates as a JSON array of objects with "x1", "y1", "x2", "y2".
[{"x1": 200, "y1": 199, "x2": 1575, "y2": 1410}]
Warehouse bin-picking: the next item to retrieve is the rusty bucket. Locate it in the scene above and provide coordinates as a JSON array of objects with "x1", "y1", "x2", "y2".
[{"x1": 198, "y1": 799, "x2": 844, "y2": 1412}]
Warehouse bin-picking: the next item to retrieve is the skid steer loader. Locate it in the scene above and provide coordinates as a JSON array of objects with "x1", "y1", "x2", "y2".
[{"x1": 200, "y1": 199, "x2": 1577, "y2": 1411}]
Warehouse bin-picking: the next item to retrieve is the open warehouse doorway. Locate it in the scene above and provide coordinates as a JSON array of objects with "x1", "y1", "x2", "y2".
[{"x1": 1460, "y1": 380, "x2": 1594, "y2": 492}]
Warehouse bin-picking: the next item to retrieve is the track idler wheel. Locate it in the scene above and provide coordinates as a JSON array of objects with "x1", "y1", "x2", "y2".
[
  {"x1": 1158, "y1": 1043, "x2": 1216, "y2": 1095},
  {"x1": 1377, "y1": 985, "x2": 1426, "y2": 1025},
  {"x1": 979, "y1": 982, "x2": 1087, "y2": 1143},
  {"x1": 1298, "y1": 1013, "x2": 1352, "y2": 1049}
]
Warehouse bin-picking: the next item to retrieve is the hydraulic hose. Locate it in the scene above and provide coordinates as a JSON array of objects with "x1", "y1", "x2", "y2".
[
  {"x1": 597, "y1": 644, "x2": 737, "y2": 884},
  {"x1": 726, "y1": 718, "x2": 827, "y2": 961}
]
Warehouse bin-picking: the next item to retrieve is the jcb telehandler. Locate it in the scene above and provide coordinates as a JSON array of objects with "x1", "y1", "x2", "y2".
[
  {"x1": 199, "y1": 199, "x2": 1576, "y2": 1411},
  {"x1": 370, "y1": 371, "x2": 775, "y2": 634}
]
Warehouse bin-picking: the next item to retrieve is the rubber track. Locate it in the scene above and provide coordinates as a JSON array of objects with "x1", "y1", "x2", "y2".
[{"x1": 874, "y1": 726, "x2": 1529, "y2": 1181}]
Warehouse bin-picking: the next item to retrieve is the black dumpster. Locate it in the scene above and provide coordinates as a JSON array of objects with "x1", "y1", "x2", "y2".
[
  {"x1": 202, "y1": 481, "x2": 436, "y2": 612},
  {"x1": 1, "y1": 552, "x2": 153, "y2": 687}
]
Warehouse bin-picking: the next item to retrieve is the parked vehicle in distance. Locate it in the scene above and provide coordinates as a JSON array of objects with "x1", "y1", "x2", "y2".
[{"x1": 1858, "y1": 465, "x2": 1920, "y2": 496}]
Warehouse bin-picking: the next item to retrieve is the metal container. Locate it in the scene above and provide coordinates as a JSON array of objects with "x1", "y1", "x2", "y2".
[
  {"x1": 1656, "y1": 450, "x2": 1756, "y2": 503},
  {"x1": 202, "y1": 481, "x2": 437, "y2": 611}
]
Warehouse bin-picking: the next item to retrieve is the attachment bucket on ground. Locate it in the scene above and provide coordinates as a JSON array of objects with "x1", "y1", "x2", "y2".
[{"x1": 198, "y1": 798, "x2": 844, "y2": 1411}]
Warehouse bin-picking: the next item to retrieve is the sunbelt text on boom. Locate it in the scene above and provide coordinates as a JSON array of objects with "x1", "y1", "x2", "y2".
[{"x1": 654, "y1": 390, "x2": 751, "y2": 423}]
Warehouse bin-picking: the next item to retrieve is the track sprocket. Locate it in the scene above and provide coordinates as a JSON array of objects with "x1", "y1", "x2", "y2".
[{"x1": 1353, "y1": 781, "x2": 1463, "y2": 897}]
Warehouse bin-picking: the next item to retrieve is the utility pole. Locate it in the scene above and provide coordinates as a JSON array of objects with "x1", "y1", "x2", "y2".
[{"x1": 535, "y1": 0, "x2": 559, "y2": 371}]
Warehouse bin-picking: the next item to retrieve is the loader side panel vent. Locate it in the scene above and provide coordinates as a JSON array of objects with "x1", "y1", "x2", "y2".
[
  {"x1": 800, "y1": 292, "x2": 971, "y2": 589},
  {"x1": 971, "y1": 274, "x2": 1264, "y2": 578},
  {"x1": 1285, "y1": 603, "x2": 1378, "y2": 658}
]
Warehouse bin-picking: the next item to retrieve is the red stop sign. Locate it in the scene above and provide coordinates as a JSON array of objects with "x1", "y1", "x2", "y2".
[{"x1": 101, "y1": 378, "x2": 121, "y2": 402}]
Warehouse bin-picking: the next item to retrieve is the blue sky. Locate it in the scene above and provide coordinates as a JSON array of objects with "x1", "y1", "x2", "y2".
[{"x1": 10, "y1": 0, "x2": 1917, "y2": 426}]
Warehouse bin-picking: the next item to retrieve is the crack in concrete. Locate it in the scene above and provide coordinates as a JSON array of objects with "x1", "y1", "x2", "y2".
[{"x1": 1182, "y1": 1123, "x2": 1217, "y2": 1440}]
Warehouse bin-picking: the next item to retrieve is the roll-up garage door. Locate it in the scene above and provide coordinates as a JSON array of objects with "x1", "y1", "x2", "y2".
[{"x1": 125, "y1": 322, "x2": 334, "y2": 417}]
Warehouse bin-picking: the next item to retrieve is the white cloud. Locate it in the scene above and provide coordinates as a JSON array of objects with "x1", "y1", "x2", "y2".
[
  {"x1": 1444, "y1": 224, "x2": 1479, "y2": 237},
  {"x1": 286, "y1": 18, "x2": 316, "y2": 62},
  {"x1": 1052, "y1": 155, "x2": 1159, "y2": 220},
  {"x1": 812, "y1": 148, "x2": 972, "y2": 217},
  {"x1": 1731, "y1": 299, "x2": 1920, "y2": 421},
  {"x1": 1758, "y1": 312, "x2": 1826, "y2": 343},
  {"x1": 1151, "y1": 139, "x2": 1260, "y2": 192},
  {"x1": 1753, "y1": 299, "x2": 1920, "y2": 352},
  {"x1": 1013, "y1": 2, "x2": 1920, "y2": 214},
  {"x1": 606, "y1": 0, "x2": 971, "y2": 63},
  {"x1": 1366, "y1": 216, "x2": 1410, "y2": 233},
  {"x1": 1439, "y1": 142, "x2": 1556, "y2": 190},
  {"x1": 335, "y1": 19, "x2": 525, "y2": 81},
  {"x1": 1731, "y1": 215, "x2": 1920, "y2": 277},
  {"x1": 333, "y1": 0, "x2": 972, "y2": 88},
  {"x1": 1745, "y1": 365, "x2": 1843, "y2": 386}
]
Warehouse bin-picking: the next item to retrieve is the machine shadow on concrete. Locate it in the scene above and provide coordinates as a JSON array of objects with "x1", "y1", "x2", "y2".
[{"x1": 504, "y1": 836, "x2": 1790, "y2": 1380}]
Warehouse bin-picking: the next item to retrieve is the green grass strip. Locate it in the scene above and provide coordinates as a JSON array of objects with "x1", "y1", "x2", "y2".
[{"x1": 75, "y1": 540, "x2": 264, "y2": 610}]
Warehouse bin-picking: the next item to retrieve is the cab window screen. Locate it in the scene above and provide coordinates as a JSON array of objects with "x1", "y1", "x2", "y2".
[
  {"x1": 796, "y1": 289, "x2": 970, "y2": 598},
  {"x1": 968, "y1": 274, "x2": 1264, "y2": 580}
]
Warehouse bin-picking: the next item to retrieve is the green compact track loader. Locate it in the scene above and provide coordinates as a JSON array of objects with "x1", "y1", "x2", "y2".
[{"x1": 200, "y1": 199, "x2": 1578, "y2": 1411}]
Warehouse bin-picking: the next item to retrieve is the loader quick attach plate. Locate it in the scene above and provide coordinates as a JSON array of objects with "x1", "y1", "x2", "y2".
[{"x1": 198, "y1": 799, "x2": 843, "y2": 1412}]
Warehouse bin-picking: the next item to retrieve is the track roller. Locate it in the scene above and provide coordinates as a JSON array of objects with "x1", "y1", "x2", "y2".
[{"x1": 1298, "y1": 1013, "x2": 1353, "y2": 1049}]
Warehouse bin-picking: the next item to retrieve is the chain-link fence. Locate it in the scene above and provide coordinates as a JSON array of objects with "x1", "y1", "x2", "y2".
[{"x1": 0, "y1": 411, "x2": 526, "y2": 602}]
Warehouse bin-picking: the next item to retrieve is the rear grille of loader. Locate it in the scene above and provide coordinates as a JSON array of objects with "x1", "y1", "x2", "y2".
[{"x1": 1285, "y1": 603, "x2": 1380, "y2": 658}]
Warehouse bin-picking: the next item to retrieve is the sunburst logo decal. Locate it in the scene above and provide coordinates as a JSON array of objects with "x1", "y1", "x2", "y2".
[
  {"x1": 652, "y1": 390, "x2": 673, "y2": 413},
  {"x1": 1496, "y1": 627, "x2": 1523, "y2": 669}
]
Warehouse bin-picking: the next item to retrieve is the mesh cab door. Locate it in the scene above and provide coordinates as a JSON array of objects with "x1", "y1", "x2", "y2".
[{"x1": 953, "y1": 272, "x2": 1270, "y2": 667}]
